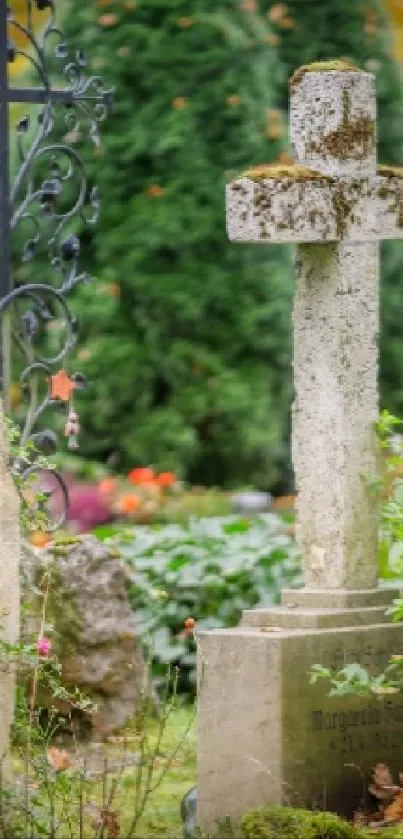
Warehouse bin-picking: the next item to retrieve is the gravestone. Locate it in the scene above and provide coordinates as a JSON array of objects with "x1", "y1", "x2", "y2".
[
  {"x1": 0, "y1": 403, "x2": 20, "y2": 775},
  {"x1": 197, "y1": 63, "x2": 403, "y2": 833}
]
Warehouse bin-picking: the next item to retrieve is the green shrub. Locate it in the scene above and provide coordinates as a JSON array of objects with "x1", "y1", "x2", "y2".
[
  {"x1": 241, "y1": 806, "x2": 362, "y2": 839},
  {"x1": 21, "y1": 0, "x2": 293, "y2": 491},
  {"x1": 109, "y1": 513, "x2": 301, "y2": 692}
]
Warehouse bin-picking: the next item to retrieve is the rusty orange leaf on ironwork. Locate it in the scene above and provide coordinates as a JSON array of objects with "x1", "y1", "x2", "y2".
[{"x1": 49, "y1": 369, "x2": 75, "y2": 402}]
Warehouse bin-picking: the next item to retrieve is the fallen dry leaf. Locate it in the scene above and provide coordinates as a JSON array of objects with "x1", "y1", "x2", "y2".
[
  {"x1": 47, "y1": 747, "x2": 71, "y2": 772},
  {"x1": 84, "y1": 804, "x2": 120, "y2": 838},
  {"x1": 369, "y1": 763, "x2": 397, "y2": 801},
  {"x1": 385, "y1": 789, "x2": 403, "y2": 824}
]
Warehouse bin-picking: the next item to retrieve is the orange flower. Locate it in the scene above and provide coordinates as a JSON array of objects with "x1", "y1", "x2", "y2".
[
  {"x1": 105, "y1": 282, "x2": 120, "y2": 297},
  {"x1": 156, "y1": 472, "x2": 176, "y2": 488},
  {"x1": 266, "y1": 33, "x2": 279, "y2": 45},
  {"x1": 268, "y1": 3, "x2": 288, "y2": 22},
  {"x1": 49, "y1": 369, "x2": 76, "y2": 402},
  {"x1": 146, "y1": 184, "x2": 164, "y2": 198},
  {"x1": 177, "y1": 17, "x2": 193, "y2": 27},
  {"x1": 227, "y1": 95, "x2": 241, "y2": 106},
  {"x1": 241, "y1": 0, "x2": 256, "y2": 10},
  {"x1": 118, "y1": 493, "x2": 141, "y2": 514},
  {"x1": 98, "y1": 13, "x2": 118, "y2": 26},
  {"x1": 98, "y1": 477, "x2": 118, "y2": 496},
  {"x1": 128, "y1": 467, "x2": 155, "y2": 485},
  {"x1": 184, "y1": 617, "x2": 196, "y2": 631},
  {"x1": 172, "y1": 97, "x2": 187, "y2": 110},
  {"x1": 30, "y1": 532, "x2": 51, "y2": 549},
  {"x1": 278, "y1": 16, "x2": 295, "y2": 28}
]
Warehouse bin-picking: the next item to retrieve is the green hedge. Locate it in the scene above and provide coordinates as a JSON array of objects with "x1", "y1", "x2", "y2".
[{"x1": 107, "y1": 513, "x2": 301, "y2": 692}]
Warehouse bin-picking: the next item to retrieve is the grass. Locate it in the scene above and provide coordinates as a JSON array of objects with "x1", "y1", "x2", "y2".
[
  {"x1": 9, "y1": 704, "x2": 196, "y2": 838},
  {"x1": 128, "y1": 704, "x2": 196, "y2": 837}
]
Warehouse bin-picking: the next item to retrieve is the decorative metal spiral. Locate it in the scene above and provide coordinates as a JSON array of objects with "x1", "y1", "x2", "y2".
[{"x1": 4, "y1": 0, "x2": 111, "y2": 530}]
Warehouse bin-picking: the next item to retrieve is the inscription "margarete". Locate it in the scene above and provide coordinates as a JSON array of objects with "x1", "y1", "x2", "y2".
[{"x1": 311, "y1": 702, "x2": 403, "y2": 734}]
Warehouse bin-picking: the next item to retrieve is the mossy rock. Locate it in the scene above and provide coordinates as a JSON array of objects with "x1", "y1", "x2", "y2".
[
  {"x1": 241, "y1": 806, "x2": 362, "y2": 839},
  {"x1": 290, "y1": 60, "x2": 359, "y2": 89}
]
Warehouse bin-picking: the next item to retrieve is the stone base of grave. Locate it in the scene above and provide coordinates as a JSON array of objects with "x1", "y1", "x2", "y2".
[{"x1": 197, "y1": 587, "x2": 403, "y2": 834}]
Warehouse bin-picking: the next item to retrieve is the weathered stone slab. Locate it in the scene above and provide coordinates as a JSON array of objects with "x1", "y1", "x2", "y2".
[
  {"x1": 281, "y1": 586, "x2": 398, "y2": 609},
  {"x1": 227, "y1": 174, "x2": 403, "y2": 245},
  {"x1": 197, "y1": 621, "x2": 403, "y2": 833},
  {"x1": 241, "y1": 605, "x2": 391, "y2": 629},
  {"x1": 226, "y1": 175, "x2": 375, "y2": 244},
  {"x1": 0, "y1": 404, "x2": 20, "y2": 772}
]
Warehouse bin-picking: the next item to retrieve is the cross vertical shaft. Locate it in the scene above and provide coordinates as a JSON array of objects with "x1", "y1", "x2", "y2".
[{"x1": 290, "y1": 70, "x2": 379, "y2": 589}]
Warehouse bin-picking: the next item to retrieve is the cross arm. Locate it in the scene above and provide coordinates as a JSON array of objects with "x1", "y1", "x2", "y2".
[
  {"x1": 226, "y1": 164, "x2": 403, "y2": 245},
  {"x1": 8, "y1": 86, "x2": 113, "y2": 107}
]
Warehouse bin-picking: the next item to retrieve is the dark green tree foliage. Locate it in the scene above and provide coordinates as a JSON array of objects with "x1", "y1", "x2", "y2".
[
  {"x1": 34, "y1": 0, "x2": 294, "y2": 488},
  {"x1": 266, "y1": 0, "x2": 403, "y2": 422}
]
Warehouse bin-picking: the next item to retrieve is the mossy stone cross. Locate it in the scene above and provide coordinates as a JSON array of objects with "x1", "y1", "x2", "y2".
[{"x1": 227, "y1": 63, "x2": 403, "y2": 592}]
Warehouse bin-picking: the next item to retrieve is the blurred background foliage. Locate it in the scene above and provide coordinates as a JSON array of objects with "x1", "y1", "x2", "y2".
[{"x1": 9, "y1": 0, "x2": 403, "y2": 494}]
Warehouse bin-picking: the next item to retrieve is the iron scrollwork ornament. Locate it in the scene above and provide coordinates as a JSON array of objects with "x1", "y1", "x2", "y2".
[{"x1": 3, "y1": 0, "x2": 112, "y2": 530}]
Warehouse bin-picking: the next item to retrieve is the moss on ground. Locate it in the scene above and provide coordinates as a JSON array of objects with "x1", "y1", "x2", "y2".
[
  {"x1": 241, "y1": 806, "x2": 360, "y2": 839},
  {"x1": 241, "y1": 805, "x2": 403, "y2": 839}
]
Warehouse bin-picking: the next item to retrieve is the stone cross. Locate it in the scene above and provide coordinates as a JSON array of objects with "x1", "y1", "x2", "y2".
[
  {"x1": 0, "y1": 403, "x2": 20, "y2": 776},
  {"x1": 197, "y1": 65, "x2": 403, "y2": 833},
  {"x1": 227, "y1": 63, "x2": 403, "y2": 593}
]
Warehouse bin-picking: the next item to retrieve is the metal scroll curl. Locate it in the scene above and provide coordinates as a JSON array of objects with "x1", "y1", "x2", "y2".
[{"x1": 4, "y1": 0, "x2": 111, "y2": 531}]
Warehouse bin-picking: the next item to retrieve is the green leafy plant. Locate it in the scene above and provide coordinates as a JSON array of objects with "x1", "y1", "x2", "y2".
[
  {"x1": 18, "y1": 0, "x2": 294, "y2": 491},
  {"x1": 109, "y1": 513, "x2": 301, "y2": 693},
  {"x1": 310, "y1": 411, "x2": 403, "y2": 698},
  {"x1": 1, "y1": 543, "x2": 196, "y2": 838},
  {"x1": 4, "y1": 415, "x2": 56, "y2": 535}
]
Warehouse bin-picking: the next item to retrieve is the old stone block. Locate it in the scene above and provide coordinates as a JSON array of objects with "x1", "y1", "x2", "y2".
[
  {"x1": 21, "y1": 535, "x2": 151, "y2": 738},
  {"x1": 0, "y1": 405, "x2": 20, "y2": 773},
  {"x1": 226, "y1": 176, "x2": 377, "y2": 245},
  {"x1": 197, "y1": 621, "x2": 403, "y2": 834},
  {"x1": 290, "y1": 69, "x2": 376, "y2": 178}
]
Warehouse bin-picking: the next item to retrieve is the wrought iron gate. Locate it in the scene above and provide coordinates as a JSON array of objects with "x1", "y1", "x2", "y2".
[{"x1": 1, "y1": 1, "x2": 111, "y2": 529}]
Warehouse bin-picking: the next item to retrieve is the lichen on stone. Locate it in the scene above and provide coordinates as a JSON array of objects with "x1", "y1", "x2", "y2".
[
  {"x1": 290, "y1": 59, "x2": 360, "y2": 90},
  {"x1": 307, "y1": 87, "x2": 374, "y2": 162},
  {"x1": 241, "y1": 163, "x2": 332, "y2": 183},
  {"x1": 51, "y1": 536, "x2": 82, "y2": 548}
]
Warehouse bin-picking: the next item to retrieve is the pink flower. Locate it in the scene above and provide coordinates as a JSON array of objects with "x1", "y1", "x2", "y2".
[{"x1": 37, "y1": 637, "x2": 52, "y2": 657}]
